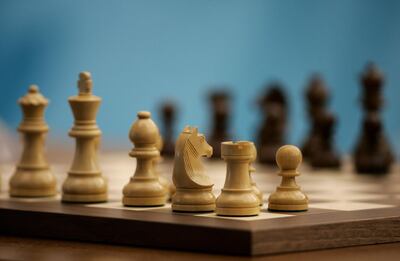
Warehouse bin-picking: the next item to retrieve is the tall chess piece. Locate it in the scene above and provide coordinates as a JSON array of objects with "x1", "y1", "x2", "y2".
[
  {"x1": 268, "y1": 145, "x2": 308, "y2": 211},
  {"x1": 159, "y1": 102, "x2": 176, "y2": 157},
  {"x1": 302, "y1": 75, "x2": 341, "y2": 168},
  {"x1": 123, "y1": 111, "x2": 167, "y2": 206},
  {"x1": 62, "y1": 72, "x2": 107, "y2": 203},
  {"x1": 302, "y1": 75, "x2": 328, "y2": 160},
  {"x1": 216, "y1": 141, "x2": 260, "y2": 216},
  {"x1": 172, "y1": 126, "x2": 215, "y2": 212},
  {"x1": 353, "y1": 64, "x2": 393, "y2": 174},
  {"x1": 257, "y1": 84, "x2": 287, "y2": 164},
  {"x1": 208, "y1": 90, "x2": 231, "y2": 158},
  {"x1": 9, "y1": 85, "x2": 57, "y2": 197}
]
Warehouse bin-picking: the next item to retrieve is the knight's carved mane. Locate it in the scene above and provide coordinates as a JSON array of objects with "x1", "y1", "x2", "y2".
[
  {"x1": 174, "y1": 126, "x2": 211, "y2": 187},
  {"x1": 183, "y1": 134, "x2": 199, "y2": 177}
]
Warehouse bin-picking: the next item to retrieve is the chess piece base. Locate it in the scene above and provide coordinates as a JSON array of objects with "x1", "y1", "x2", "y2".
[
  {"x1": 62, "y1": 193, "x2": 107, "y2": 203},
  {"x1": 122, "y1": 178, "x2": 167, "y2": 207},
  {"x1": 10, "y1": 187, "x2": 56, "y2": 198},
  {"x1": 122, "y1": 196, "x2": 166, "y2": 207},
  {"x1": 62, "y1": 174, "x2": 108, "y2": 203},
  {"x1": 268, "y1": 189, "x2": 308, "y2": 211},
  {"x1": 215, "y1": 189, "x2": 260, "y2": 216},
  {"x1": 172, "y1": 203, "x2": 215, "y2": 212},
  {"x1": 216, "y1": 206, "x2": 260, "y2": 216},
  {"x1": 268, "y1": 203, "x2": 308, "y2": 211},
  {"x1": 172, "y1": 187, "x2": 216, "y2": 212},
  {"x1": 9, "y1": 168, "x2": 57, "y2": 197}
]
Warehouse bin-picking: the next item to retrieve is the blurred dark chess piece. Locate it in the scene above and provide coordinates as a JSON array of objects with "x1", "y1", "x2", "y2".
[
  {"x1": 208, "y1": 90, "x2": 231, "y2": 158},
  {"x1": 256, "y1": 83, "x2": 287, "y2": 165},
  {"x1": 302, "y1": 75, "x2": 341, "y2": 168},
  {"x1": 310, "y1": 112, "x2": 341, "y2": 168},
  {"x1": 302, "y1": 75, "x2": 327, "y2": 160},
  {"x1": 159, "y1": 102, "x2": 177, "y2": 157},
  {"x1": 353, "y1": 63, "x2": 394, "y2": 174}
]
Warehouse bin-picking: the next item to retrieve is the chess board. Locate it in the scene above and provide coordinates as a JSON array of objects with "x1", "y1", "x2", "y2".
[{"x1": 1, "y1": 152, "x2": 400, "y2": 256}]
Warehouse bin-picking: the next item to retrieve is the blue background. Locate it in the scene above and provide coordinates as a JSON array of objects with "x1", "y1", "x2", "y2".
[{"x1": 0, "y1": 0, "x2": 399, "y2": 154}]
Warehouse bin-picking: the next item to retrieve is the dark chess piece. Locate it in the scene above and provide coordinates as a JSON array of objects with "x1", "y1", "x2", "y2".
[
  {"x1": 302, "y1": 75, "x2": 341, "y2": 168},
  {"x1": 159, "y1": 102, "x2": 177, "y2": 157},
  {"x1": 310, "y1": 112, "x2": 341, "y2": 168},
  {"x1": 353, "y1": 63, "x2": 394, "y2": 174},
  {"x1": 257, "y1": 84, "x2": 287, "y2": 165},
  {"x1": 302, "y1": 75, "x2": 328, "y2": 160},
  {"x1": 208, "y1": 90, "x2": 231, "y2": 158}
]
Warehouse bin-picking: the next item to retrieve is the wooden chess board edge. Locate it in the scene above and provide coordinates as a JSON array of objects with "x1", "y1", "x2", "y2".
[
  {"x1": 0, "y1": 207, "x2": 253, "y2": 255},
  {"x1": 252, "y1": 217, "x2": 400, "y2": 255},
  {"x1": 1, "y1": 200, "x2": 400, "y2": 256},
  {"x1": 0, "y1": 200, "x2": 252, "y2": 230}
]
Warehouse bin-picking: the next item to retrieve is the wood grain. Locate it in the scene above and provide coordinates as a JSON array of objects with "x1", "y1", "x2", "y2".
[{"x1": 1, "y1": 199, "x2": 400, "y2": 255}]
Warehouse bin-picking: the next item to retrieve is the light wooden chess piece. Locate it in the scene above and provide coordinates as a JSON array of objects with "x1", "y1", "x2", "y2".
[
  {"x1": 9, "y1": 85, "x2": 57, "y2": 197},
  {"x1": 268, "y1": 145, "x2": 308, "y2": 211},
  {"x1": 123, "y1": 111, "x2": 168, "y2": 206},
  {"x1": 154, "y1": 134, "x2": 174, "y2": 200},
  {"x1": 62, "y1": 72, "x2": 107, "y2": 203},
  {"x1": 216, "y1": 141, "x2": 260, "y2": 216},
  {"x1": 249, "y1": 142, "x2": 263, "y2": 206},
  {"x1": 172, "y1": 126, "x2": 215, "y2": 212}
]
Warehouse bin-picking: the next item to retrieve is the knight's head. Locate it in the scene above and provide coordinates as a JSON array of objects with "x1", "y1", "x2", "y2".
[{"x1": 186, "y1": 126, "x2": 213, "y2": 158}]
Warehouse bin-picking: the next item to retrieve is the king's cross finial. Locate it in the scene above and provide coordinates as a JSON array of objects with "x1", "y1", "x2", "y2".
[{"x1": 78, "y1": 71, "x2": 93, "y2": 95}]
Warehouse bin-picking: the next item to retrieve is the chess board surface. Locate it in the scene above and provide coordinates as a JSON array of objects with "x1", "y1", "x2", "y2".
[{"x1": 1, "y1": 152, "x2": 400, "y2": 256}]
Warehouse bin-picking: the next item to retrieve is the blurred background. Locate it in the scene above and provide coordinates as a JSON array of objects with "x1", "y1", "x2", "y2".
[{"x1": 0, "y1": 0, "x2": 399, "y2": 155}]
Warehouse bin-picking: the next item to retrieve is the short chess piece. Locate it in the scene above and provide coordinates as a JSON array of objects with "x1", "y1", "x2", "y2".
[
  {"x1": 208, "y1": 90, "x2": 231, "y2": 158},
  {"x1": 268, "y1": 145, "x2": 308, "y2": 211},
  {"x1": 249, "y1": 142, "x2": 263, "y2": 206},
  {"x1": 9, "y1": 85, "x2": 57, "y2": 197},
  {"x1": 123, "y1": 111, "x2": 168, "y2": 206},
  {"x1": 62, "y1": 72, "x2": 107, "y2": 203},
  {"x1": 159, "y1": 102, "x2": 176, "y2": 157},
  {"x1": 353, "y1": 63, "x2": 393, "y2": 174},
  {"x1": 216, "y1": 141, "x2": 260, "y2": 216},
  {"x1": 302, "y1": 75, "x2": 328, "y2": 160},
  {"x1": 172, "y1": 126, "x2": 215, "y2": 212},
  {"x1": 257, "y1": 84, "x2": 287, "y2": 164}
]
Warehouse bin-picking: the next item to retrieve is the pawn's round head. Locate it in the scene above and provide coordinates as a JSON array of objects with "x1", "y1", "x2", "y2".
[{"x1": 276, "y1": 145, "x2": 302, "y2": 171}]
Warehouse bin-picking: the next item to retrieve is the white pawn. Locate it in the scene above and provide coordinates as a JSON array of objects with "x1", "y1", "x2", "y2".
[
  {"x1": 268, "y1": 145, "x2": 308, "y2": 211},
  {"x1": 216, "y1": 141, "x2": 260, "y2": 216}
]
